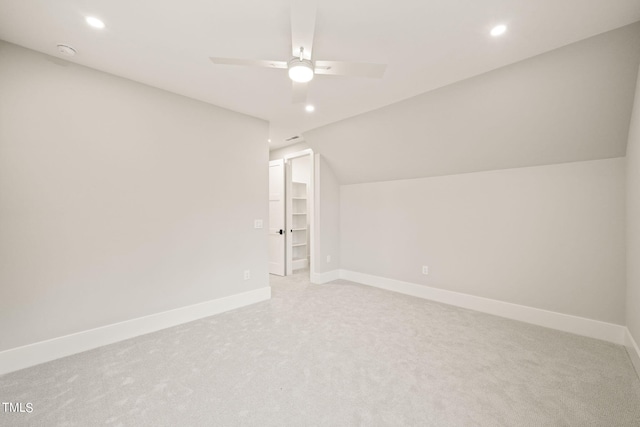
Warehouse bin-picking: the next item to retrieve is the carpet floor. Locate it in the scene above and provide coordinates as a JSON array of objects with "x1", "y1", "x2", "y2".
[{"x1": 1, "y1": 270, "x2": 639, "y2": 426}]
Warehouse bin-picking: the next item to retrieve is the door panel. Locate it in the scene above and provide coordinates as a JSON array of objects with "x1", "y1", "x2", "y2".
[
  {"x1": 268, "y1": 159, "x2": 285, "y2": 276},
  {"x1": 285, "y1": 160, "x2": 293, "y2": 275}
]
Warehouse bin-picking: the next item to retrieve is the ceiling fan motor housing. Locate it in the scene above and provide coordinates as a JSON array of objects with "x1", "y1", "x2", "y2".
[{"x1": 288, "y1": 58, "x2": 314, "y2": 83}]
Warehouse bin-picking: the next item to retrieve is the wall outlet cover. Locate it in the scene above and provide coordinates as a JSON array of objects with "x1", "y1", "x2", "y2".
[
  {"x1": 422, "y1": 266, "x2": 429, "y2": 275},
  {"x1": 254, "y1": 220, "x2": 263, "y2": 229},
  {"x1": 243, "y1": 270, "x2": 251, "y2": 280}
]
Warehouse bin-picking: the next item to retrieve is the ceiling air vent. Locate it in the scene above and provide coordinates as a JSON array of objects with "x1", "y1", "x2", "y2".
[
  {"x1": 57, "y1": 44, "x2": 77, "y2": 56},
  {"x1": 285, "y1": 135, "x2": 300, "y2": 142}
]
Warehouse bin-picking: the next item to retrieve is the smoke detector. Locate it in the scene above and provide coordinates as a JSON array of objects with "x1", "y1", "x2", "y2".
[{"x1": 57, "y1": 44, "x2": 77, "y2": 57}]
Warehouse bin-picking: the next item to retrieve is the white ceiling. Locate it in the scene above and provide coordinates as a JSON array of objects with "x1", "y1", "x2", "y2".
[{"x1": 1, "y1": 0, "x2": 639, "y2": 148}]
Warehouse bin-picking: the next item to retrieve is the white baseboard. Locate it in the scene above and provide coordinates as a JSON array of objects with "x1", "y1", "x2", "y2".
[
  {"x1": 310, "y1": 269, "x2": 340, "y2": 284},
  {"x1": 625, "y1": 328, "x2": 640, "y2": 378},
  {"x1": 0, "y1": 287, "x2": 271, "y2": 376},
  {"x1": 339, "y1": 270, "x2": 626, "y2": 345}
]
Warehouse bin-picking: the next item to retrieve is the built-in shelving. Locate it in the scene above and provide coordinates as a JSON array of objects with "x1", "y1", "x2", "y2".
[{"x1": 291, "y1": 181, "x2": 308, "y2": 270}]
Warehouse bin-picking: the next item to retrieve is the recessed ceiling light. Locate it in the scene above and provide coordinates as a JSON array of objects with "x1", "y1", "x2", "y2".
[
  {"x1": 305, "y1": 105, "x2": 315, "y2": 112},
  {"x1": 490, "y1": 24, "x2": 507, "y2": 37},
  {"x1": 268, "y1": 139, "x2": 272, "y2": 143},
  {"x1": 85, "y1": 16, "x2": 105, "y2": 29}
]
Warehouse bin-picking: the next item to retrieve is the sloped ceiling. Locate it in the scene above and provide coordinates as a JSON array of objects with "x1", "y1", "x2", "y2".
[
  {"x1": 1, "y1": 1, "x2": 640, "y2": 147},
  {"x1": 304, "y1": 23, "x2": 640, "y2": 185}
]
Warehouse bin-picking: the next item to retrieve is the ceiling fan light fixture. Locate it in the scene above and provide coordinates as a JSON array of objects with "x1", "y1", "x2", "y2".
[{"x1": 288, "y1": 59, "x2": 314, "y2": 83}]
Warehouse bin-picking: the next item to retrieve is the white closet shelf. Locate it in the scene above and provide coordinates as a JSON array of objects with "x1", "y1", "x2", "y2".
[{"x1": 290, "y1": 180, "x2": 308, "y2": 272}]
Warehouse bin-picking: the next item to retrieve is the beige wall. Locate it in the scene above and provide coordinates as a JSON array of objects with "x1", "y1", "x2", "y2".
[
  {"x1": 627, "y1": 67, "x2": 640, "y2": 344},
  {"x1": 340, "y1": 159, "x2": 626, "y2": 324},
  {"x1": 0, "y1": 41, "x2": 269, "y2": 351}
]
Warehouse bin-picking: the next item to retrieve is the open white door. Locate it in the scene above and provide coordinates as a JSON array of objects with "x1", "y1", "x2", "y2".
[
  {"x1": 285, "y1": 160, "x2": 293, "y2": 275},
  {"x1": 268, "y1": 159, "x2": 286, "y2": 276}
]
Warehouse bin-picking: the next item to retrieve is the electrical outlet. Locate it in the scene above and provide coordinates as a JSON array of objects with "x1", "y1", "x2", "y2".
[
  {"x1": 326, "y1": 255, "x2": 331, "y2": 263},
  {"x1": 254, "y1": 219, "x2": 263, "y2": 229},
  {"x1": 243, "y1": 270, "x2": 251, "y2": 280},
  {"x1": 422, "y1": 266, "x2": 429, "y2": 275}
]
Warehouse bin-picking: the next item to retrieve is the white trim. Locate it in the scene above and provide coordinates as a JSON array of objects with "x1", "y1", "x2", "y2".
[
  {"x1": 284, "y1": 148, "x2": 313, "y2": 161},
  {"x1": 339, "y1": 270, "x2": 626, "y2": 345},
  {"x1": 308, "y1": 152, "x2": 315, "y2": 279},
  {"x1": 0, "y1": 287, "x2": 271, "y2": 375},
  {"x1": 311, "y1": 153, "x2": 320, "y2": 280},
  {"x1": 625, "y1": 328, "x2": 640, "y2": 379},
  {"x1": 311, "y1": 269, "x2": 340, "y2": 284}
]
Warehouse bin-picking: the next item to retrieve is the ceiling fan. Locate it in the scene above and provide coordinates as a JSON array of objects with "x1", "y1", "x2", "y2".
[{"x1": 209, "y1": 0, "x2": 387, "y2": 104}]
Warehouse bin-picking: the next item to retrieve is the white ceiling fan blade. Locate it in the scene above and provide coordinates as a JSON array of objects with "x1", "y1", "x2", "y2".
[
  {"x1": 292, "y1": 81, "x2": 308, "y2": 104},
  {"x1": 290, "y1": 0, "x2": 316, "y2": 60},
  {"x1": 209, "y1": 57, "x2": 287, "y2": 69},
  {"x1": 314, "y1": 60, "x2": 387, "y2": 78}
]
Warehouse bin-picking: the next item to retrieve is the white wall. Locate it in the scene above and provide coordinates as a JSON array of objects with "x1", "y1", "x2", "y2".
[
  {"x1": 627, "y1": 67, "x2": 640, "y2": 346},
  {"x1": 340, "y1": 159, "x2": 626, "y2": 324},
  {"x1": 0, "y1": 41, "x2": 269, "y2": 352},
  {"x1": 314, "y1": 156, "x2": 341, "y2": 274},
  {"x1": 291, "y1": 155, "x2": 311, "y2": 186}
]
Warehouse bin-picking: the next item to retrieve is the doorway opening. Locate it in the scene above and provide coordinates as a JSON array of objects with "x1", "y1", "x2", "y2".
[{"x1": 268, "y1": 149, "x2": 314, "y2": 280}]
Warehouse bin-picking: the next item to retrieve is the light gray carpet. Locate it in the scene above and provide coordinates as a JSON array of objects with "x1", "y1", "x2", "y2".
[{"x1": 1, "y1": 270, "x2": 639, "y2": 426}]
